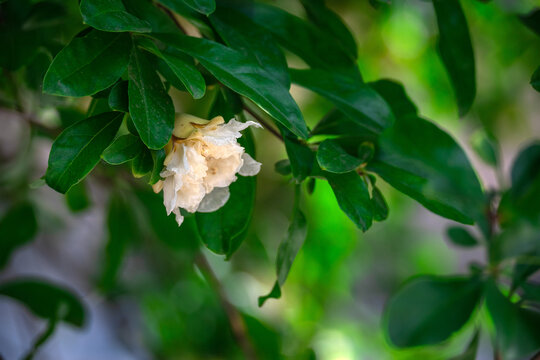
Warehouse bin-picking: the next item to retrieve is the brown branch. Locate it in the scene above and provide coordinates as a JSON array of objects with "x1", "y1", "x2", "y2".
[
  {"x1": 194, "y1": 253, "x2": 257, "y2": 360},
  {"x1": 243, "y1": 106, "x2": 284, "y2": 142}
]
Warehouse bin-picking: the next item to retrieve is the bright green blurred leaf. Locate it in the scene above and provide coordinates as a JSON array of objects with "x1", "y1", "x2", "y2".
[
  {"x1": 43, "y1": 30, "x2": 131, "y2": 97},
  {"x1": 446, "y1": 226, "x2": 479, "y2": 247},
  {"x1": 65, "y1": 181, "x2": 91, "y2": 212},
  {"x1": 46, "y1": 112, "x2": 123, "y2": 193},
  {"x1": 470, "y1": 130, "x2": 499, "y2": 167},
  {"x1": 385, "y1": 276, "x2": 483, "y2": 347},
  {"x1": 0, "y1": 202, "x2": 37, "y2": 269}
]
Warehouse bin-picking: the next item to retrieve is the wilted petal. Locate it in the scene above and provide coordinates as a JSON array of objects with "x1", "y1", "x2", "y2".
[
  {"x1": 197, "y1": 187, "x2": 231, "y2": 213},
  {"x1": 202, "y1": 119, "x2": 261, "y2": 146},
  {"x1": 238, "y1": 153, "x2": 261, "y2": 176},
  {"x1": 172, "y1": 208, "x2": 184, "y2": 226},
  {"x1": 204, "y1": 154, "x2": 242, "y2": 191},
  {"x1": 175, "y1": 179, "x2": 206, "y2": 213},
  {"x1": 162, "y1": 176, "x2": 177, "y2": 215}
]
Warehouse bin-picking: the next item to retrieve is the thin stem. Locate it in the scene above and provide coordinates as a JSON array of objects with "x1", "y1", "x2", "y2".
[
  {"x1": 22, "y1": 316, "x2": 59, "y2": 360},
  {"x1": 194, "y1": 253, "x2": 257, "y2": 360},
  {"x1": 156, "y1": 3, "x2": 188, "y2": 35},
  {"x1": 243, "y1": 106, "x2": 283, "y2": 142}
]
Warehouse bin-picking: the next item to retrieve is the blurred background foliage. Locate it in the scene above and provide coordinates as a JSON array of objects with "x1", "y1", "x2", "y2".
[{"x1": 1, "y1": 0, "x2": 540, "y2": 359}]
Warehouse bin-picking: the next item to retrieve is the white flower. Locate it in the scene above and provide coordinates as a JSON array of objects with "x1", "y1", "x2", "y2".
[{"x1": 152, "y1": 114, "x2": 262, "y2": 226}]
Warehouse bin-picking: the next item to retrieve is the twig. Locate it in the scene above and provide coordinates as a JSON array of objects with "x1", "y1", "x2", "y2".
[
  {"x1": 194, "y1": 253, "x2": 257, "y2": 360},
  {"x1": 243, "y1": 106, "x2": 284, "y2": 142},
  {"x1": 156, "y1": 3, "x2": 188, "y2": 35}
]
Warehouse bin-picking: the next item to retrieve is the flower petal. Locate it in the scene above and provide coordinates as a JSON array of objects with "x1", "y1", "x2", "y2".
[
  {"x1": 202, "y1": 119, "x2": 262, "y2": 146},
  {"x1": 197, "y1": 187, "x2": 231, "y2": 213},
  {"x1": 238, "y1": 153, "x2": 262, "y2": 176},
  {"x1": 173, "y1": 208, "x2": 184, "y2": 226}
]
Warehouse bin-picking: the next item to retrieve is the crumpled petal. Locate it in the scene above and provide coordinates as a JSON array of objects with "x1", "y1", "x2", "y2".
[
  {"x1": 197, "y1": 187, "x2": 231, "y2": 213},
  {"x1": 238, "y1": 153, "x2": 262, "y2": 176},
  {"x1": 172, "y1": 208, "x2": 184, "y2": 226},
  {"x1": 203, "y1": 154, "x2": 242, "y2": 191},
  {"x1": 202, "y1": 119, "x2": 262, "y2": 146}
]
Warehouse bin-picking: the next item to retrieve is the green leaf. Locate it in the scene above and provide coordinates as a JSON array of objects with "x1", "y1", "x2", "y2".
[
  {"x1": 131, "y1": 147, "x2": 153, "y2": 178},
  {"x1": 368, "y1": 115, "x2": 485, "y2": 224},
  {"x1": 168, "y1": 0, "x2": 215, "y2": 15},
  {"x1": 490, "y1": 222, "x2": 540, "y2": 263},
  {"x1": 290, "y1": 68, "x2": 394, "y2": 134},
  {"x1": 279, "y1": 125, "x2": 313, "y2": 182},
  {"x1": 433, "y1": 0, "x2": 476, "y2": 116},
  {"x1": 46, "y1": 112, "x2": 123, "y2": 194},
  {"x1": 99, "y1": 192, "x2": 137, "y2": 293},
  {"x1": 326, "y1": 171, "x2": 373, "y2": 231},
  {"x1": 149, "y1": 149, "x2": 166, "y2": 185},
  {"x1": 65, "y1": 181, "x2": 91, "y2": 212},
  {"x1": 371, "y1": 186, "x2": 389, "y2": 222},
  {"x1": 123, "y1": 0, "x2": 179, "y2": 33},
  {"x1": 128, "y1": 45, "x2": 175, "y2": 149},
  {"x1": 384, "y1": 276, "x2": 483, "y2": 347},
  {"x1": 231, "y1": 2, "x2": 359, "y2": 78},
  {"x1": 137, "y1": 37, "x2": 205, "y2": 99},
  {"x1": 259, "y1": 185, "x2": 307, "y2": 306},
  {"x1": 153, "y1": 33, "x2": 308, "y2": 139},
  {"x1": 446, "y1": 226, "x2": 479, "y2": 247},
  {"x1": 299, "y1": 0, "x2": 357, "y2": 59},
  {"x1": 485, "y1": 280, "x2": 540, "y2": 360},
  {"x1": 449, "y1": 330, "x2": 480, "y2": 360},
  {"x1": 102, "y1": 134, "x2": 144, "y2": 164},
  {"x1": 521, "y1": 282, "x2": 540, "y2": 303},
  {"x1": 43, "y1": 30, "x2": 131, "y2": 97},
  {"x1": 311, "y1": 109, "x2": 374, "y2": 137},
  {"x1": 369, "y1": 79, "x2": 418, "y2": 119},
  {"x1": 209, "y1": 6, "x2": 290, "y2": 89},
  {"x1": 0, "y1": 202, "x2": 37, "y2": 269},
  {"x1": 0, "y1": 279, "x2": 86, "y2": 327},
  {"x1": 520, "y1": 9, "x2": 540, "y2": 37},
  {"x1": 470, "y1": 130, "x2": 499, "y2": 167},
  {"x1": 108, "y1": 80, "x2": 129, "y2": 112},
  {"x1": 317, "y1": 139, "x2": 363, "y2": 174},
  {"x1": 531, "y1": 66, "x2": 540, "y2": 92},
  {"x1": 275, "y1": 159, "x2": 291, "y2": 176},
  {"x1": 196, "y1": 131, "x2": 256, "y2": 256},
  {"x1": 80, "y1": 0, "x2": 152, "y2": 33}
]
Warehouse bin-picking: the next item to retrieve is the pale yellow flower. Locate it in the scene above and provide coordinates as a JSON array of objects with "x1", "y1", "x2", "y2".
[{"x1": 153, "y1": 114, "x2": 262, "y2": 226}]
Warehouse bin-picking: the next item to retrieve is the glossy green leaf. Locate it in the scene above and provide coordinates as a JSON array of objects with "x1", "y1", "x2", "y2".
[
  {"x1": 99, "y1": 192, "x2": 137, "y2": 293},
  {"x1": 369, "y1": 79, "x2": 418, "y2": 119},
  {"x1": 433, "y1": 0, "x2": 476, "y2": 116},
  {"x1": 371, "y1": 186, "x2": 389, "y2": 222},
  {"x1": 46, "y1": 112, "x2": 123, "y2": 193},
  {"x1": 317, "y1": 139, "x2": 363, "y2": 174},
  {"x1": 259, "y1": 185, "x2": 307, "y2": 306},
  {"x1": 210, "y1": 6, "x2": 290, "y2": 88},
  {"x1": 368, "y1": 115, "x2": 484, "y2": 224},
  {"x1": 43, "y1": 30, "x2": 131, "y2": 97},
  {"x1": 153, "y1": 33, "x2": 308, "y2": 139},
  {"x1": 123, "y1": 0, "x2": 178, "y2": 33},
  {"x1": 0, "y1": 279, "x2": 86, "y2": 327},
  {"x1": 0, "y1": 202, "x2": 37, "y2": 269},
  {"x1": 311, "y1": 109, "x2": 374, "y2": 137},
  {"x1": 137, "y1": 37, "x2": 205, "y2": 99},
  {"x1": 128, "y1": 45, "x2": 175, "y2": 149},
  {"x1": 102, "y1": 134, "x2": 143, "y2": 164},
  {"x1": 65, "y1": 181, "x2": 91, "y2": 212},
  {"x1": 446, "y1": 226, "x2": 478, "y2": 247},
  {"x1": 300, "y1": 0, "x2": 357, "y2": 59},
  {"x1": 530, "y1": 66, "x2": 540, "y2": 92},
  {"x1": 108, "y1": 80, "x2": 129, "y2": 112},
  {"x1": 290, "y1": 68, "x2": 394, "y2": 134},
  {"x1": 80, "y1": 0, "x2": 151, "y2": 33},
  {"x1": 196, "y1": 131, "x2": 256, "y2": 256},
  {"x1": 385, "y1": 276, "x2": 483, "y2": 347},
  {"x1": 326, "y1": 171, "x2": 373, "y2": 231},
  {"x1": 165, "y1": 0, "x2": 215, "y2": 15},
  {"x1": 131, "y1": 147, "x2": 153, "y2": 178},
  {"x1": 231, "y1": 2, "x2": 359, "y2": 78},
  {"x1": 279, "y1": 125, "x2": 313, "y2": 182},
  {"x1": 485, "y1": 280, "x2": 540, "y2": 360}
]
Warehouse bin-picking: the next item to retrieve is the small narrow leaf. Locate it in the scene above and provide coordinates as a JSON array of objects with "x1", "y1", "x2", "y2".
[
  {"x1": 131, "y1": 147, "x2": 153, "y2": 178},
  {"x1": 43, "y1": 30, "x2": 131, "y2": 97},
  {"x1": 326, "y1": 171, "x2": 373, "y2": 231},
  {"x1": 46, "y1": 112, "x2": 123, "y2": 193},
  {"x1": 128, "y1": 45, "x2": 175, "y2": 149},
  {"x1": 470, "y1": 130, "x2": 499, "y2": 167},
  {"x1": 385, "y1": 276, "x2": 483, "y2": 347},
  {"x1": 433, "y1": 0, "x2": 476, "y2": 116},
  {"x1": 0, "y1": 202, "x2": 37, "y2": 269},
  {"x1": 371, "y1": 186, "x2": 388, "y2": 222},
  {"x1": 108, "y1": 80, "x2": 129, "y2": 112},
  {"x1": 80, "y1": 0, "x2": 152, "y2": 33},
  {"x1": 317, "y1": 139, "x2": 363, "y2": 174},
  {"x1": 279, "y1": 125, "x2": 313, "y2": 182},
  {"x1": 0, "y1": 279, "x2": 86, "y2": 327},
  {"x1": 149, "y1": 149, "x2": 166, "y2": 185},
  {"x1": 531, "y1": 66, "x2": 540, "y2": 93},
  {"x1": 290, "y1": 68, "x2": 394, "y2": 134},
  {"x1": 275, "y1": 159, "x2": 291, "y2": 176},
  {"x1": 446, "y1": 226, "x2": 479, "y2": 247},
  {"x1": 101, "y1": 134, "x2": 144, "y2": 165}
]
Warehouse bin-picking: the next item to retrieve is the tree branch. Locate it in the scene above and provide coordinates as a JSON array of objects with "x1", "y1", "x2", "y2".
[
  {"x1": 243, "y1": 106, "x2": 284, "y2": 142},
  {"x1": 194, "y1": 253, "x2": 257, "y2": 360}
]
